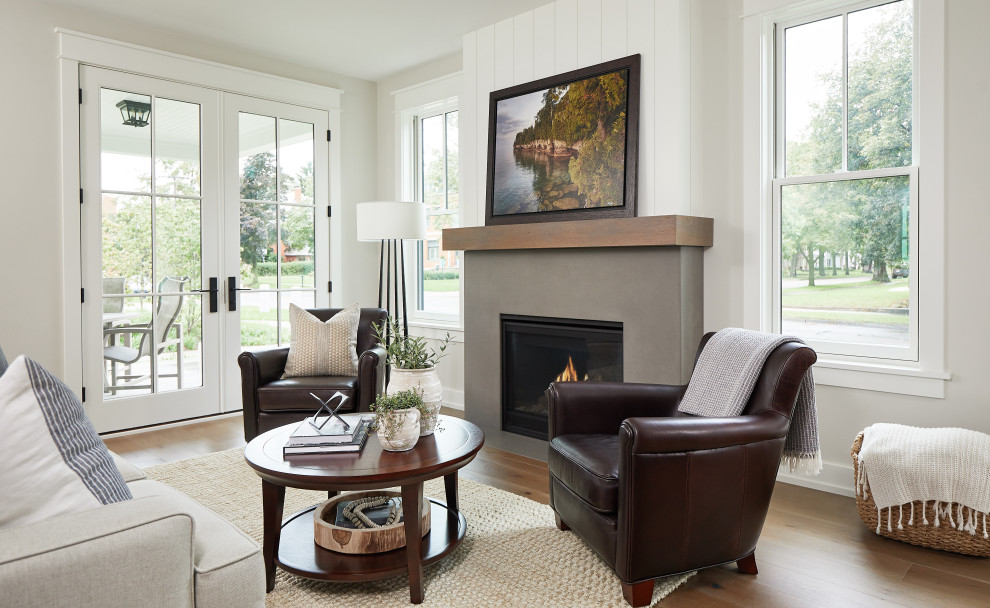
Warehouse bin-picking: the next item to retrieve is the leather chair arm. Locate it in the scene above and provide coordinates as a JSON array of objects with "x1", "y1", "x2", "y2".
[
  {"x1": 619, "y1": 411, "x2": 790, "y2": 454},
  {"x1": 614, "y1": 411, "x2": 791, "y2": 581},
  {"x1": 237, "y1": 347, "x2": 288, "y2": 441},
  {"x1": 547, "y1": 381, "x2": 687, "y2": 439},
  {"x1": 357, "y1": 345, "x2": 387, "y2": 412}
]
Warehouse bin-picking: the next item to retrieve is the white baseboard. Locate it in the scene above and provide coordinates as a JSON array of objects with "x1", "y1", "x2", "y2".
[
  {"x1": 777, "y1": 460, "x2": 855, "y2": 497},
  {"x1": 443, "y1": 387, "x2": 464, "y2": 411},
  {"x1": 100, "y1": 411, "x2": 243, "y2": 438}
]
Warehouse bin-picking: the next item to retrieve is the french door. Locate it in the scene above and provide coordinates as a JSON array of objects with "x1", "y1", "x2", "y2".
[
  {"x1": 221, "y1": 94, "x2": 330, "y2": 413},
  {"x1": 80, "y1": 67, "x2": 330, "y2": 432}
]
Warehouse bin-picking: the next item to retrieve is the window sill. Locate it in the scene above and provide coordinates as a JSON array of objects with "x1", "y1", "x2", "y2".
[
  {"x1": 408, "y1": 320, "x2": 464, "y2": 342},
  {"x1": 813, "y1": 359, "x2": 950, "y2": 398}
]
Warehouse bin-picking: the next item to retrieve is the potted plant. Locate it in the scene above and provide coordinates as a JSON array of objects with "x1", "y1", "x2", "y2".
[
  {"x1": 370, "y1": 389, "x2": 427, "y2": 452},
  {"x1": 373, "y1": 317, "x2": 454, "y2": 436}
]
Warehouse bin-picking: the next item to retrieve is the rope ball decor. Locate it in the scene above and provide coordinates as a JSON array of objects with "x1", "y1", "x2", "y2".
[{"x1": 341, "y1": 495, "x2": 402, "y2": 529}]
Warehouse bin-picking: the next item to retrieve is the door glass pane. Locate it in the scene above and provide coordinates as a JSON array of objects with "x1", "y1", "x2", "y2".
[
  {"x1": 239, "y1": 291, "x2": 278, "y2": 350},
  {"x1": 155, "y1": 197, "x2": 202, "y2": 288},
  {"x1": 279, "y1": 291, "x2": 315, "y2": 345},
  {"x1": 240, "y1": 202, "x2": 277, "y2": 289},
  {"x1": 100, "y1": 87, "x2": 204, "y2": 399},
  {"x1": 278, "y1": 119, "x2": 314, "y2": 204},
  {"x1": 279, "y1": 206, "x2": 315, "y2": 288},
  {"x1": 156, "y1": 293, "x2": 203, "y2": 392},
  {"x1": 847, "y1": 0, "x2": 913, "y2": 171},
  {"x1": 780, "y1": 175, "x2": 910, "y2": 347},
  {"x1": 155, "y1": 98, "x2": 201, "y2": 195},
  {"x1": 101, "y1": 89, "x2": 152, "y2": 192},
  {"x1": 239, "y1": 113, "x2": 276, "y2": 201},
  {"x1": 102, "y1": 194, "x2": 152, "y2": 293},
  {"x1": 784, "y1": 16, "x2": 843, "y2": 176}
]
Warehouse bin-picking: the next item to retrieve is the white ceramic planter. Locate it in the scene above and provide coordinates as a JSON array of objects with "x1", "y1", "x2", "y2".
[
  {"x1": 376, "y1": 408, "x2": 421, "y2": 452},
  {"x1": 388, "y1": 367, "x2": 443, "y2": 436}
]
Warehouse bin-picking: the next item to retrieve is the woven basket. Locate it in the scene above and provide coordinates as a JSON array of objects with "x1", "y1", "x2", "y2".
[{"x1": 851, "y1": 432, "x2": 990, "y2": 557}]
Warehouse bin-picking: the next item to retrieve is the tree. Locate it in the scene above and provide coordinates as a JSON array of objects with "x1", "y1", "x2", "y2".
[{"x1": 239, "y1": 152, "x2": 277, "y2": 268}]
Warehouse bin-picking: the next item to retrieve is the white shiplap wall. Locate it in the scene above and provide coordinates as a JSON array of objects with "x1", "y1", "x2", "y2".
[{"x1": 460, "y1": 0, "x2": 693, "y2": 225}]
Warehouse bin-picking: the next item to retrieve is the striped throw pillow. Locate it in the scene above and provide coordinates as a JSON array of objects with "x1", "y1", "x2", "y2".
[
  {"x1": 283, "y1": 303, "x2": 361, "y2": 378},
  {"x1": 0, "y1": 356, "x2": 132, "y2": 529}
]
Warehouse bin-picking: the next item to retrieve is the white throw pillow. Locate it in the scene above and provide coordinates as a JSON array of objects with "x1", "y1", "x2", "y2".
[
  {"x1": 0, "y1": 356, "x2": 132, "y2": 530},
  {"x1": 283, "y1": 303, "x2": 361, "y2": 377}
]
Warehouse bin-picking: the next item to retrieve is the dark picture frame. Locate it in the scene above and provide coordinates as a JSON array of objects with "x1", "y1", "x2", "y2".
[{"x1": 485, "y1": 54, "x2": 640, "y2": 226}]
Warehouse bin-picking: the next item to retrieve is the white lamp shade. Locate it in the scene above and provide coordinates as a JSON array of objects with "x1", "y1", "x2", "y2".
[{"x1": 356, "y1": 201, "x2": 427, "y2": 241}]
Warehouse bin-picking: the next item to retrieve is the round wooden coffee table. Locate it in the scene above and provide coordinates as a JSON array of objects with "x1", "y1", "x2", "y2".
[{"x1": 244, "y1": 414, "x2": 484, "y2": 604}]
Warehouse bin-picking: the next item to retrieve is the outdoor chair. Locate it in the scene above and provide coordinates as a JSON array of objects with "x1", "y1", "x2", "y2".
[
  {"x1": 102, "y1": 277, "x2": 126, "y2": 314},
  {"x1": 103, "y1": 277, "x2": 189, "y2": 394}
]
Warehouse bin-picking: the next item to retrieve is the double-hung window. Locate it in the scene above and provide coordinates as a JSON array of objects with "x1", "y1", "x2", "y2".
[
  {"x1": 413, "y1": 107, "x2": 460, "y2": 321},
  {"x1": 773, "y1": 0, "x2": 917, "y2": 361}
]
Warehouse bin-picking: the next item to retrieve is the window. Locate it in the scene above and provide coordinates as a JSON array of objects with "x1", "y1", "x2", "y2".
[
  {"x1": 415, "y1": 109, "x2": 460, "y2": 318},
  {"x1": 773, "y1": 0, "x2": 917, "y2": 360}
]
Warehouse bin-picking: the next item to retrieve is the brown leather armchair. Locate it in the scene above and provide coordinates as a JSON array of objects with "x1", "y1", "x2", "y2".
[
  {"x1": 237, "y1": 308, "x2": 388, "y2": 441},
  {"x1": 547, "y1": 333, "x2": 817, "y2": 607}
]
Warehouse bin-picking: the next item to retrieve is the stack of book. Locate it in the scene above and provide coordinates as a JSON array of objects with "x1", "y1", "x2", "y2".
[{"x1": 283, "y1": 415, "x2": 373, "y2": 456}]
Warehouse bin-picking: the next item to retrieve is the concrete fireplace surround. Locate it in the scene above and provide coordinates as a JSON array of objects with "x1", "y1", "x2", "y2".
[{"x1": 443, "y1": 216, "x2": 712, "y2": 460}]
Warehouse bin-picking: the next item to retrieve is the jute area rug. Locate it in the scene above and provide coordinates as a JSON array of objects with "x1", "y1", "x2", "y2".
[{"x1": 146, "y1": 448, "x2": 692, "y2": 607}]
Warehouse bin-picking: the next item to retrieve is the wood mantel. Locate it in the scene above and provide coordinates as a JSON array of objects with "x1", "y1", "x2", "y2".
[{"x1": 441, "y1": 215, "x2": 713, "y2": 251}]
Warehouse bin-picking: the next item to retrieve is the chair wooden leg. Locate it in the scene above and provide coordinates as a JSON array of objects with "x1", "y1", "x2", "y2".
[
  {"x1": 554, "y1": 513, "x2": 570, "y2": 531},
  {"x1": 737, "y1": 551, "x2": 758, "y2": 575},
  {"x1": 620, "y1": 580, "x2": 654, "y2": 607}
]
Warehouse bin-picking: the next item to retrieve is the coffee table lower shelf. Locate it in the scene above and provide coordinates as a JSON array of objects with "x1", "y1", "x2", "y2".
[{"x1": 276, "y1": 499, "x2": 467, "y2": 583}]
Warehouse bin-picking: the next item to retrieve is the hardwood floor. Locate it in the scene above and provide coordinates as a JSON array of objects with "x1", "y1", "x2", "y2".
[{"x1": 103, "y1": 413, "x2": 990, "y2": 607}]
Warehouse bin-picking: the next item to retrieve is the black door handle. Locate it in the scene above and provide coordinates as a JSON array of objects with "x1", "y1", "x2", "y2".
[
  {"x1": 228, "y1": 276, "x2": 252, "y2": 312},
  {"x1": 190, "y1": 277, "x2": 218, "y2": 313}
]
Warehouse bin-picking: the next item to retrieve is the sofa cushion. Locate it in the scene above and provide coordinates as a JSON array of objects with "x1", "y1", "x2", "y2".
[
  {"x1": 283, "y1": 303, "x2": 360, "y2": 377},
  {"x1": 110, "y1": 451, "x2": 147, "y2": 483},
  {"x1": 549, "y1": 434, "x2": 620, "y2": 513},
  {"x1": 0, "y1": 356, "x2": 132, "y2": 529},
  {"x1": 128, "y1": 480, "x2": 264, "y2": 608},
  {"x1": 258, "y1": 376, "x2": 357, "y2": 412}
]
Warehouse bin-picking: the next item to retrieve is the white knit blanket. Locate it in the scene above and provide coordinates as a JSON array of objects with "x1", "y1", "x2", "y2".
[
  {"x1": 858, "y1": 423, "x2": 990, "y2": 537},
  {"x1": 677, "y1": 328, "x2": 821, "y2": 475}
]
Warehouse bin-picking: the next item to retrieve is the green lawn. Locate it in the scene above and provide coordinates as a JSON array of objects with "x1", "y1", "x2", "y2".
[
  {"x1": 783, "y1": 309, "x2": 909, "y2": 326},
  {"x1": 248, "y1": 275, "x2": 314, "y2": 289},
  {"x1": 783, "y1": 279, "x2": 909, "y2": 310},
  {"x1": 424, "y1": 279, "x2": 460, "y2": 292}
]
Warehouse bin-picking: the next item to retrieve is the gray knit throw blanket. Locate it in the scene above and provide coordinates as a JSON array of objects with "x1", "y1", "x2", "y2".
[{"x1": 678, "y1": 328, "x2": 822, "y2": 475}]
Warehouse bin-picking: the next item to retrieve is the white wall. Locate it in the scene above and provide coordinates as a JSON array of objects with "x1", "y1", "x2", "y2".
[
  {"x1": 460, "y1": 0, "x2": 695, "y2": 226},
  {"x1": 0, "y1": 0, "x2": 380, "y2": 376}
]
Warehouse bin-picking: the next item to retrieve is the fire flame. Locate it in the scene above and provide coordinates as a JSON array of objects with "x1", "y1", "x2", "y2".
[{"x1": 555, "y1": 356, "x2": 589, "y2": 382}]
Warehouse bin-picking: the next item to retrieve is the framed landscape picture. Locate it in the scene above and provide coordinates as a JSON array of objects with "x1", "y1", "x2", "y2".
[{"x1": 485, "y1": 54, "x2": 640, "y2": 226}]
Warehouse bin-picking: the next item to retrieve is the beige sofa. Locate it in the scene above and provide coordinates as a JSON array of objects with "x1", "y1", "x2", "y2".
[{"x1": 0, "y1": 452, "x2": 265, "y2": 608}]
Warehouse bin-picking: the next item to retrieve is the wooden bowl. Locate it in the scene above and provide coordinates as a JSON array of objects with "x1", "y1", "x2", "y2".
[{"x1": 313, "y1": 490, "x2": 431, "y2": 554}]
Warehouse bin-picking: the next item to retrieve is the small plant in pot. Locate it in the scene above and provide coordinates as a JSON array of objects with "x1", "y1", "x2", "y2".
[
  {"x1": 373, "y1": 317, "x2": 454, "y2": 436},
  {"x1": 371, "y1": 389, "x2": 429, "y2": 452}
]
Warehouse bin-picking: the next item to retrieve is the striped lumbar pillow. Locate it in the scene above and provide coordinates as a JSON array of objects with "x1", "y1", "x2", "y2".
[
  {"x1": 0, "y1": 345, "x2": 7, "y2": 377},
  {"x1": 283, "y1": 303, "x2": 361, "y2": 378},
  {"x1": 0, "y1": 356, "x2": 132, "y2": 529}
]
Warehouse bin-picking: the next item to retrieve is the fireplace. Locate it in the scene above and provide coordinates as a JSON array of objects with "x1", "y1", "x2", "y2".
[{"x1": 501, "y1": 314, "x2": 623, "y2": 440}]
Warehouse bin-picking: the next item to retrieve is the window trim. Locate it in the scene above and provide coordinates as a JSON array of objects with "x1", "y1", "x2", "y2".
[
  {"x1": 392, "y1": 73, "x2": 461, "y2": 328},
  {"x1": 743, "y1": 0, "x2": 947, "y2": 397}
]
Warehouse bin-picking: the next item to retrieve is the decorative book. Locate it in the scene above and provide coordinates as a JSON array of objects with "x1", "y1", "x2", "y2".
[{"x1": 283, "y1": 418, "x2": 372, "y2": 456}]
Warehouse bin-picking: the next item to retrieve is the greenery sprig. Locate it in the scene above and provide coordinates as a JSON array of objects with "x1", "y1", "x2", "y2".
[
  {"x1": 370, "y1": 389, "x2": 429, "y2": 441},
  {"x1": 372, "y1": 317, "x2": 454, "y2": 370}
]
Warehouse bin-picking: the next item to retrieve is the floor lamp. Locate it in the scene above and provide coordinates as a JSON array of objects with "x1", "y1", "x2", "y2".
[{"x1": 356, "y1": 201, "x2": 427, "y2": 342}]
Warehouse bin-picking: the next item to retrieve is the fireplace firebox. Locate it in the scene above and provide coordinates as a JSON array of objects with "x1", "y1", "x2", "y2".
[{"x1": 501, "y1": 314, "x2": 623, "y2": 440}]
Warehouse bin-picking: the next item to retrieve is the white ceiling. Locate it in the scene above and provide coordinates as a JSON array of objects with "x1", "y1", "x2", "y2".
[{"x1": 52, "y1": 0, "x2": 553, "y2": 81}]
